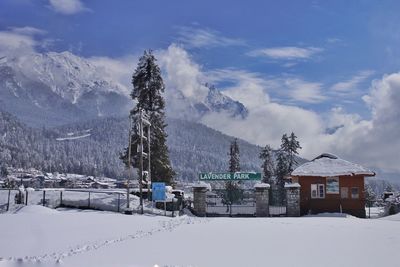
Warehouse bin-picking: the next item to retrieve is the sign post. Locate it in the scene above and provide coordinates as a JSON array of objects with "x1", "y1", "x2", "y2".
[
  {"x1": 199, "y1": 172, "x2": 262, "y2": 181},
  {"x1": 152, "y1": 182, "x2": 166, "y2": 201},
  {"x1": 152, "y1": 182, "x2": 166, "y2": 215}
]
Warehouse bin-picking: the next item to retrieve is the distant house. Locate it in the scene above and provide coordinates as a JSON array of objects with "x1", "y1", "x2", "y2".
[
  {"x1": 291, "y1": 153, "x2": 375, "y2": 218},
  {"x1": 91, "y1": 181, "x2": 110, "y2": 189}
]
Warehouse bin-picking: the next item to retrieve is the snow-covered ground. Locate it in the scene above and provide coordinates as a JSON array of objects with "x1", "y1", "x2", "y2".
[{"x1": 1, "y1": 206, "x2": 400, "y2": 267}]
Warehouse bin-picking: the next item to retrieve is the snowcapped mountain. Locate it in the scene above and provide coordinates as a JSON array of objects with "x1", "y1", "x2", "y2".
[
  {"x1": 166, "y1": 83, "x2": 248, "y2": 120},
  {"x1": 204, "y1": 84, "x2": 248, "y2": 118},
  {"x1": 0, "y1": 50, "x2": 248, "y2": 126},
  {"x1": 0, "y1": 51, "x2": 131, "y2": 126}
]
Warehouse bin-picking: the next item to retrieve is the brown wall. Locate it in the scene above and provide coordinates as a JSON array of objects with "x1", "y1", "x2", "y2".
[{"x1": 292, "y1": 175, "x2": 366, "y2": 218}]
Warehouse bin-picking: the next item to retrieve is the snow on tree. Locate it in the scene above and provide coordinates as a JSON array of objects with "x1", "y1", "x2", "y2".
[
  {"x1": 280, "y1": 132, "x2": 302, "y2": 173},
  {"x1": 365, "y1": 183, "x2": 376, "y2": 207},
  {"x1": 384, "y1": 184, "x2": 394, "y2": 193},
  {"x1": 259, "y1": 144, "x2": 274, "y2": 184},
  {"x1": 223, "y1": 139, "x2": 242, "y2": 210},
  {"x1": 229, "y1": 138, "x2": 240, "y2": 173},
  {"x1": 275, "y1": 149, "x2": 288, "y2": 202},
  {"x1": 121, "y1": 50, "x2": 175, "y2": 185},
  {"x1": 275, "y1": 132, "x2": 302, "y2": 202},
  {"x1": 0, "y1": 164, "x2": 8, "y2": 178}
]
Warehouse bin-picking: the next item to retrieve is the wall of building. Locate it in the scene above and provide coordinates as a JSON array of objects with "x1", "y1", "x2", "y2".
[{"x1": 293, "y1": 175, "x2": 366, "y2": 218}]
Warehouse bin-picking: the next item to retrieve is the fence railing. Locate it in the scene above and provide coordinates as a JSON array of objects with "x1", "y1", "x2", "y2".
[{"x1": 0, "y1": 188, "x2": 181, "y2": 216}]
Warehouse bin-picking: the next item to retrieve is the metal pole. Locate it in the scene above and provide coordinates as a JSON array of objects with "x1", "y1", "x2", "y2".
[
  {"x1": 369, "y1": 200, "x2": 371, "y2": 218},
  {"x1": 25, "y1": 190, "x2": 28, "y2": 205},
  {"x1": 117, "y1": 193, "x2": 121, "y2": 212},
  {"x1": 7, "y1": 189, "x2": 11, "y2": 211},
  {"x1": 42, "y1": 190, "x2": 46, "y2": 206},
  {"x1": 60, "y1": 191, "x2": 63, "y2": 206},
  {"x1": 127, "y1": 115, "x2": 133, "y2": 210},
  {"x1": 147, "y1": 122, "x2": 151, "y2": 198},
  {"x1": 139, "y1": 110, "x2": 144, "y2": 214},
  {"x1": 88, "y1": 192, "x2": 91, "y2": 208}
]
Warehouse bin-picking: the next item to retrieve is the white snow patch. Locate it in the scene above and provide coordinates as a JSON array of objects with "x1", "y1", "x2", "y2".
[
  {"x1": 15, "y1": 205, "x2": 59, "y2": 215},
  {"x1": 56, "y1": 133, "x2": 91, "y2": 141},
  {"x1": 254, "y1": 182, "x2": 271, "y2": 188}
]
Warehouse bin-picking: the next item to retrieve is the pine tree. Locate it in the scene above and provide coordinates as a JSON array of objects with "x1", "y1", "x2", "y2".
[
  {"x1": 120, "y1": 50, "x2": 175, "y2": 185},
  {"x1": 0, "y1": 164, "x2": 8, "y2": 178},
  {"x1": 384, "y1": 184, "x2": 394, "y2": 193},
  {"x1": 365, "y1": 184, "x2": 377, "y2": 218},
  {"x1": 229, "y1": 138, "x2": 240, "y2": 173},
  {"x1": 224, "y1": 139, "x2": 242, "y2": 211},
  {"x1": 259, "y1": 145, "x2": 274, "y2": 184},
  {"x1": 275, "y1": 150, "x2": 288, "y2": 188},
  {"x1": 280, "y1": 132, "x2": 302, "y2": 173}
]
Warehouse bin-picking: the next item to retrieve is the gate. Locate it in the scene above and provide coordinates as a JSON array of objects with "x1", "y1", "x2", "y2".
[
  {"x1": 269, "y1": 185, "x2": 287, "y2": 216},
  {"x1": 206, "y1": 188, "x2": 256, "y2": 216}
]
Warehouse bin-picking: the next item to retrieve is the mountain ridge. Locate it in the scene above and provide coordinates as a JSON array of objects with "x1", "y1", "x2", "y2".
[{"x1": 0, "y1": 50, "x2": 248, "y2": 127}]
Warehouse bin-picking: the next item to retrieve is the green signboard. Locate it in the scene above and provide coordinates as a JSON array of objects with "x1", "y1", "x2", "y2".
[{"x1": 199, "y1": 172, "x2": 262, "y2": 181}]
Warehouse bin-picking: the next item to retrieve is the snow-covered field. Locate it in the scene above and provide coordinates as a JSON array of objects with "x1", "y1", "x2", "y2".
[{"x1": 1, "y1": 206, "x2": 399, "y2": 267}]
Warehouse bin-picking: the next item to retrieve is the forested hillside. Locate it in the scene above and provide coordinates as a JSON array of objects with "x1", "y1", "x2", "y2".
[{"x1": 0, "y1": 111, "x2": 276, "y2": 181}]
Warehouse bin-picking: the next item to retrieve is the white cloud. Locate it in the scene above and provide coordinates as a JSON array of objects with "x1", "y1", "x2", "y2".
[
  {"x1": 158, "y1": 44, "x2": 209, "y2": 101},
  {"x1": 176, "y1": 26, "x2": 245, "y2": 48},
  {"x1": 8, "y1": 26, "x2": 47, "y2": 36},
  {"x1": 0, "y1": 27, "x2": 45, "y2": 56},
  {"x1": 248, "y1": 46, "x2": 323, "y2": 60},
  {"x1": 152, "y1": 45, "x2": 400, "y2": 176},
  {"x1": 284, "y1": 78, "x2": 326, "y2": 104},
  {"x1": 48, "y1": 0, "x2": 90, "y2": 15},
  {"x1": 331, "y1": 70, "x2": 375, "y2": 92},
  {"x1": 88, "y1": 55, "x2": 138, "y2": 95},
  {"x1": 206, "y1": 69, "x2": 271, "y2": 108}
]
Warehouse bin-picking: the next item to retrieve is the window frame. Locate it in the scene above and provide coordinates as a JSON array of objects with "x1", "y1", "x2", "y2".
[
  {"x1": 311, "y1": 183, "x2": 325, "y2": 199},
  {"x1": 351, "y1": 187, "x2": 359, "y2": 199}
]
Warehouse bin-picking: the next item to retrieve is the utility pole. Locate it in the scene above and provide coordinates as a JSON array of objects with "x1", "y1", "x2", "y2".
[
  {"x1": 126, "y1": 110, "x2": 151, "y2": 215},
  {"x1": 139, "y1": 109, "x2": 144, "y2": 214},
  {"x1": 138, "y1": 109, "x2": 151, "y2": 215},
  {"x1": 147, "y1": 121, "x2": 151, "y2": 197},
  {"x1": 126, "y1": 115, "x2": 133, "y2": 211}
]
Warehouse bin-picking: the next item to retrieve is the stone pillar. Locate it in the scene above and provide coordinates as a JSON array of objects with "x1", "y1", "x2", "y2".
[
  {"x1": 285, "y1": 183, "x2": 301, "y2": 217},
  {"x1": 193, "y1": 185, "x2": 208, "y2": 217},
  {"x1": 254, "y1": 183, "x2": 270, "y2": 217}
]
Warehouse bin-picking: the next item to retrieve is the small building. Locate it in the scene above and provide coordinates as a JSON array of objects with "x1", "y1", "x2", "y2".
[
  {"x1": 291, "y1": 153, "x2": 375, "y2": 218},
  {"x1": 91, "y1": 181, "x2": 110, "y2": 189}
]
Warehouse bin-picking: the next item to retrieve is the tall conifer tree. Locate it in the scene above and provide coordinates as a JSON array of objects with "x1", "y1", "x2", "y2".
[
  {"x1": 224, "y1": 138, "x2": 242, "y2": 211},
  {"x1": 121, "y1": 50, "x2": 174, "y2": 184},
  {"x1": 259, "y1": 145, "x2": 274, "y2": 184},
  {"x1": 229, "y1": 138, "x2": 240, "y2": 173}
]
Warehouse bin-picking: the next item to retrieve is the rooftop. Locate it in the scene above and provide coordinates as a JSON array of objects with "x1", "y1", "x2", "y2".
[{"x1": 291, "y1": 153, "x2": 375, "y2": 177}]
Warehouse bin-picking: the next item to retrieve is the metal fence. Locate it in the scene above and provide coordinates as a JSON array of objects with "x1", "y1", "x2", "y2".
[
  {"x1": 0, "y1": 188, "x2": 180, "y2": 216},
  {"x1": 206, "y1": 189, "x2": 256, "y2": 216},
  {"x1": 269, "y1": 186, "x2": 287, "y2": 216},
  {"x1": 204, "y1": 187, "x2": 288, "y2": 217}
]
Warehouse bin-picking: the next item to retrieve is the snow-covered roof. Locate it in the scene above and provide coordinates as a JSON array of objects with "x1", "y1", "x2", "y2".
[
  {"x1": 285, "y1": 182, "x2": 301, "y2": 188},
  {"x1": 254, "y1": 183, "x2": 271, "y2": 189},
  {"x1": 291, "y1": 153, "x2": 375, "y2": 177}
]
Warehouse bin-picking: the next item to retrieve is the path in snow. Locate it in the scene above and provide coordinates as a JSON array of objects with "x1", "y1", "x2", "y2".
[{"x1": 0, "y1": 208, "x2": 208, "y2": 267}]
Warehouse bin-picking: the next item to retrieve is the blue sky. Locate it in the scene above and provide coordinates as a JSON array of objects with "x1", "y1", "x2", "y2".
[
  {"x1": 1, "y1": 0, "x2": 400, "y2": 176},
  {"x1": 2, "y1": 0, "x2": 400, "y2": 116}
]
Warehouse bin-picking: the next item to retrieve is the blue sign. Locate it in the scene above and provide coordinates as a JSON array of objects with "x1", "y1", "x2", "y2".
[{"x1": 152, "y1": 182, "x2": 166, "y2": 201}]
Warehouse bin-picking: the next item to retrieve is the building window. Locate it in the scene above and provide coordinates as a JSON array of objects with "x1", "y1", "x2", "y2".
[
  {"x1": 351, "y1": 187, "x2": 359, "y2": 199},
  {"x1": 326, "y1": 177, "x2": 339, "y2": 194},
  {"x1": 341, "y1": 187, "x2": 348, "y2": 199},
  {"x1": 311, "y1": 184, "x2": 325, "y2": 199}
]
